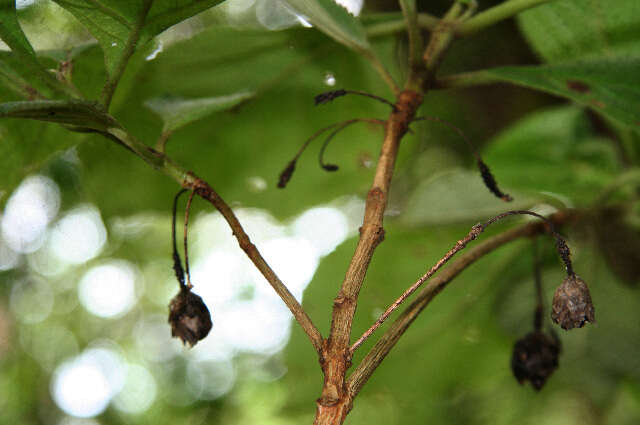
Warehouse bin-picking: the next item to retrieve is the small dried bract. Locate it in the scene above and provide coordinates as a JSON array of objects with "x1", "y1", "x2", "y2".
[
  {"x1": 551, "y1": 274, "x2": 595, "y2": 330},
  {"x1": 169, "y1": 288, "x2": 212, "y2": 347},
  {"x1": 511, "y1": 331, "x2": 561, "y2": 391}
]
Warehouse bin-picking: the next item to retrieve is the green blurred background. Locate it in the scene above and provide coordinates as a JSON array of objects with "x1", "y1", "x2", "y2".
[{"x1": 1, "y1": 0, "x2": 639, "y2": 424}]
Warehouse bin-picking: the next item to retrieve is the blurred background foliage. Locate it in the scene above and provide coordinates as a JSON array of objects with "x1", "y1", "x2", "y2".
[{"x1": 0, "y1": 0, "x2": 639, "y2": 424}]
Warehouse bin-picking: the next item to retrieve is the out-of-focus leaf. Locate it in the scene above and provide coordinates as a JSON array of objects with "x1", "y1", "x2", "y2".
[
  {"x1": 483, "y1": 58, "x2": 640, "y2": 128},
  {"x1": 52, "y1": 0, "x2": 226, "y2": 76},
  {"x1": 283, "y1": 0, "x2": 371, "y2": 52},
  {"x1": 483, "y1": 106, "x2": 620, "y2": 204},
  {"x1": 0, "y1": 1, "x2": 74, "y2": 98},
  {"x1": 401, "y1": 169, "x2": 537, "y2": 227},
  {"x1": 145, "y1": 91, "x2": 254, "y2": 133},
  {"x1": 0, "y1": 120, "x2": 85, "y2": 202},
  {"x1": 0, "y1": 100, "x2": 119, "y2": 130},
  {"x1": 518, "y1": 0, "x2": 640, "y2": 63}
]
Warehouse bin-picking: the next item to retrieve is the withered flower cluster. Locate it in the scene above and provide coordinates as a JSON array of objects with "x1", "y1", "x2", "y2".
[
  {"x1": 512, "y1": 330, "x2": 561, "y2": 390},
  {"x1": 551, "y1": 274, "x2": 595, "y2": 330}
]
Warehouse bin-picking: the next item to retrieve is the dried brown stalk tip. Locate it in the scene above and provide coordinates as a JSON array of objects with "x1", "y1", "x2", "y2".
[
  {"x1": 551, "y1": 274, "x2": 595, "y2": 330},
  {"x1": 278, "y1": 160, "x2": 296, "y2": 188},
  {"x1": 511, "y1": 331, "x2": 561, "y2": 391},
  {"x1": 169, "y1": 288, "x2": 212, "y2": 347},
  {"x1": 314, "y1": 89, "x2": 347, "y2": 105}
]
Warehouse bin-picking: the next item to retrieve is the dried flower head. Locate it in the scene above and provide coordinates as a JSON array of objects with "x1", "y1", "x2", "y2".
[
  {"x1": 511, "y1": 331, "x2": 561, "y2": 390},
  {"x1": 551, "y1": 274, "x2": 595, "y2": 330},
  {"x1": 168, "y1": 288, "x2": 212, "y2": 347}
]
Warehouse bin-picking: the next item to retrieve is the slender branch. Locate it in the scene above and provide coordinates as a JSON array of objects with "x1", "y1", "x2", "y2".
[
  {"x1": 172, "y1": 188, "x2": 187, "y2": 289},
  {"x1": 94, "y1": 126, "x2": 325, "y2": 354},
  {"x1": 423, "y1": 1, "x2": 469, "y2": 78},
  {"x1": 399, "y1": 0, "x2": 424, "y2": 91},
  {"x1": 184, "y1": 189, "x2": 195, "y2": 288},
  {"x1": 433, "y1": 69, "x2": 503, "y2": 89},
  {"x1": 365, "y1": 13, "x2": 439, "y2": 38},
  {"x1": 350, "y1": 223, "x2": 484, "y2": 353},
  {"x1": 457, "y1": 0, "x2": 556, "y2": 37},
  {"x1": 100, "y1": 0, "x2": 152, "y2": 109},
  {"x1": 347, "y1": 210, "x2": 576, "y2": 398},
  {"x1": 532, "y1": 238, "x2": 543, "y2": 331}
]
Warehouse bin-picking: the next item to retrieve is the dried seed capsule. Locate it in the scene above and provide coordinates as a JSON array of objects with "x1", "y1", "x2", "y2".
[
  {"x1": 168, "y1": 288, "x2": 212, "y2": 347},
  {"x1": 511, "y1": 331, "x2": 561, "y2": 390},
  {"x1": 551, "y1": 274, "x2": 595, "y2": 330}
]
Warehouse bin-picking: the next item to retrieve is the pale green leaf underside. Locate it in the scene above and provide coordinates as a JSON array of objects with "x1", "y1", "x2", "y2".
[
  {"x1": 144, "y1": 91, "x2": 254, "y2": 132},
  {"x1": 283, "y1": 0, "x2": 370, "y2": 52},
  {"x1": 518, "y1": 0, "x2": 640, "y2": 63},
  {"x1": 484, "y1": 57, "x2": 640, "y2": 127},
  {"x1": 52, "y1": 0, "x2": 226, "y2": 76}
]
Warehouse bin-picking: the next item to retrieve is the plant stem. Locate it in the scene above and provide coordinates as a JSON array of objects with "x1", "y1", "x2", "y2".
[
  {"x1": 350, "y1": 223, "x2": 484, "y2": 352},
  {"x1": 433, "y1": 69, "x2": 503, "y2": 89},
  {"x1": 315, "y1": 90, "x2": 423, "y2": 425},
  {"x1": 423, "y1": 1, "x2": 467, "y2": 84},
  {"x1": 347, "y1": 210, "x2": 575, "y2": 398},
  {"x1": 99, "y1": 127, "x2": 325, "y2": 353},
  {"x1": 458, "y1": 0, "x2": 556, "y2": 36},
  {"x1": 399, "y1": 0, "x2": 424, "y2": 91},
  {"x1": 365, "y1": 13, "x2": 439, "y2": 38},
  {"x1": 100, "y1": 0, "x2": 152, "y2": 109}
]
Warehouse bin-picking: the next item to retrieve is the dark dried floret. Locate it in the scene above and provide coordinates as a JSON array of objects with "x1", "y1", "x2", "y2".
[
  {"x1": 321, "y1": 164, "x2": 339, "y2": 171},
  {"x1": 511, "y1": 331, "x2": 561, "y2": 390},
  {"x1": 314, "y1": 89, "x2": 347, "y2": 105},
  {"x1": 551, "y1": 274, "x2": 595, "y2": 330},
  {"x1": 477, "y1": 159, "x2": 513, "y2": 202},
  {"x1": 169, "y1": 288, "x2": 212, "y2": 347},
  {"x1": 277, "y1": 160, "x2": 296, "y2": 188}
]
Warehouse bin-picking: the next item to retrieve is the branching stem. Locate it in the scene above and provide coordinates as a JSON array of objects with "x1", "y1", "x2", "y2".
[{"x1": 347, "y1": 210, "x2": 576, "y2": 398}]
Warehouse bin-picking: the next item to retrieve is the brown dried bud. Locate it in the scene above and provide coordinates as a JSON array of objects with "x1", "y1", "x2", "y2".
[
  {"x1": 168, "y1": 288, "x2": 212, "y2": 347},
  {"x1": 511, "y1": 331, "x2": 561, "y2": 390},
  {"x1": 551, "y1": 274, "x2": 595, "y2": 330}
]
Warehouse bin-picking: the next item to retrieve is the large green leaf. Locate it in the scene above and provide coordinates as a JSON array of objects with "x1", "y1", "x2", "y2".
[
  {"x1": 0, "y1": 1, "x2": 74, "y2": 98},
  {"x1": 283, "y1": 0, "x2": 371, "y2": 53},
  {"x1": 145, "y1": 91, "x2": 255, "y2": 133},
  {"x1": 482, "y1": 106, "x2": 620, "y2": 204},
  {"x1": 518, "y1": 0, "x2": 640, "y2": 62},
  {"x1": 52, "y1": 0, "x2": 226, "y2": 76},
  {"x1": 482, "y1": 57, "x2": 640, "y2": 128}
]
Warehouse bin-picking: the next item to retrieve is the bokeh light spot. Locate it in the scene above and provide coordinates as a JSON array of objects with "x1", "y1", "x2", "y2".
[
  {"x1": 78, "y1": 261, "x2": 137, "y2": 318},
  {"x1": 50, "y1": 204, "x2": 106, "y2": 265},
  {"x1": 1, "y1": 175, "x2": 60, "y2": 253}
]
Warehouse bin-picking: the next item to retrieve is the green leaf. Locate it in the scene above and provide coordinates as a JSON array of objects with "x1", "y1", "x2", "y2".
[
  {"x1": 144, "y1": 91, "x2": 254, "y2": 133},
  {"x1": 483, "y1": 57, "x2": 640, "y2": 127},
  {"x1": 0, "y1": 1, "x2": 74, "y2": 98},
  {"x1": 283, "y1": 0, "x2": 371, "y2": 52},
  {"x1": 518, "y1": 0, "x2": 640, "y2": 62},
  {"x1": 483, "y1": 106, "x2": 620, "y2": 204},
  {"x1": 0, "y1": 100, "x2": 119, "y2": 130},
  {"x1": 52, "y1": 0, "x2": 226, "y2": 77},
  {"x1": 401, "y1": 169, "x2": 537, "y2": 227}
]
